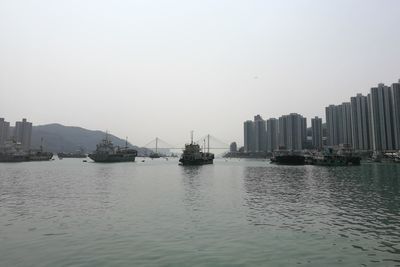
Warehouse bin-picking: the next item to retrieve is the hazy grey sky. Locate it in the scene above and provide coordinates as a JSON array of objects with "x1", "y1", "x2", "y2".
[{"x1": 1, "y1": 0, "x2": 399, "y2": 146}]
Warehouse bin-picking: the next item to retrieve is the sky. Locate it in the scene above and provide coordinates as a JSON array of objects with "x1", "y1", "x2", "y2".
[{"x1": 0, "y1": 0, "x2": 399, "y2": 147}]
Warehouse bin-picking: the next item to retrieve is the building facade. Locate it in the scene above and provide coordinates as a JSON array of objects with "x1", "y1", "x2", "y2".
[
  {"x1": 14, "y1": 118, "x2": 32, "y2": 151},
  {"x1": 243, "y1": 120, "x2": 255, "y2": 153},
  {"x1": 326, "y1": 103, "x2": 352, "y2": 146},
  {"x1": 278, "y1": 113, "x2": 305, "y2": 150},
  {"x1": 392, "y1": 80, "x2": 400, "y2": 149},
  {"x1": 369, "y1": 83, "x2": 397, "y2": 151},
  {"x1": 350, "y1": 94, "x2": 372, "y2": 150},
  {"x1": 266, "y1": 118, "x2": 279, "y2": 152},
  {"x1": 311, "y1": 116, "x2": 322, "y2": 149},
  {"x1": 0, "y1": 118, "x2": 10, "y2": 147},
  {"x1": 254, "y1": 115, "x2": 267, "y2": 152}
]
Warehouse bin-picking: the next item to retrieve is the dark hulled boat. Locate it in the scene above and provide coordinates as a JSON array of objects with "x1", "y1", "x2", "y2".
[
  {"x1": 179, "y1": 133, "x2": 214, "y2": 165},
  {"x1": 88, "y1": 135, "x2": 137, "y2": 163},
  {"x1": 270, "y1": 150, "x2": 305, "y2": 165}
]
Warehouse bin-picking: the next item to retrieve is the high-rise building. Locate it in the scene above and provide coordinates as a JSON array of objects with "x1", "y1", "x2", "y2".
[
  {"x1": 278, "y1": 113, "x2": 305, "y2": 150},
  {"x1": 266, "y1": 118, "x2": 279, "y2": 152},
  {"x1": 301, "y1": 117, "x2": 307, "y2": 148},
  {"x1": 0, "y1": 118, "x2": 10, "y2": 147},
  {"x1": 392, "y1": 80, "x2": 400, "y2": 149},
  {"x1": 254, "y1": 115, "x2": 267, "y2": 152},
  {"x1": 14, "y1": 118, "x2": 32, "y2": 151},
  {"x1": 340, "y1": 102, "x2": 353, "y2": 145},
  {"x1": 350, "y1": 94, "x2": 372, "y2": 150},
  {"x1": 369, "y1": 83, "x2": 396, "y2": 151},
  {"x1": 325, "y1": 103, "x2": 352, "y2": 146},
  {"x1": 243, "y1": 120, "x2": 255, "y2": 153},
  {"x1": 326, "y1": 105, "x2": 339, "y2": 146},
  {"x1": 230, "y1": 142, "x2": 237, "y2": 152},
  {"x1": 311, "y1": 116, "x2": 322, "y2": 149}
]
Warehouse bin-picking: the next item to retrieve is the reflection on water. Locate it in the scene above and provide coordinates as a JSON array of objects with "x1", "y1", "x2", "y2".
[
  {"x1": 243, "y1": 164, "x2": 400, "y2": 264},
  {"x1": 1, "y1": 160, "x2": 400, "y2": 266}
]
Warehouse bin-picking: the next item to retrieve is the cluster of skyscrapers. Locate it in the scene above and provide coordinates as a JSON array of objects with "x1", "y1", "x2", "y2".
[
  {"x1": 244, "y1": 79, "x2": 400, "y2": 153},
  {"x1": 326, "y1": 80, "x2": 400, "y2": 152},
  {"x1": 0, "y1": 118, "x2": 32, "y2": 151},
  {"x1": 244, "y1": 113, "x2": 310, "y2": 153}
]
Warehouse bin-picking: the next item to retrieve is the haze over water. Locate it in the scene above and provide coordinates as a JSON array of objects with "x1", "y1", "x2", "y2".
[{"x1": 1, "y1": 159, "x2": 399, "y2": 266}]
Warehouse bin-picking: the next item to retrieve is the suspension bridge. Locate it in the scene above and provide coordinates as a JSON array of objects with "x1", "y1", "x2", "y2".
[{"x1": 142, "y1": 134, "x2": 230, "y2": 154}]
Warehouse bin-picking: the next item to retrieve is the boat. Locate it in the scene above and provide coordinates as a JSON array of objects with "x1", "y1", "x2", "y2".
[
  {"x1": 313, "y1": 145, "x2": 361, "y2": 166},
  {"x1": 149, "y1": 138, "x2": 161, "y2": 159},
  {"x1": 179, "y1": 132, "x2": 214, "y2": 165},
  {"x1": 28, "y1": 151, "x2": 53, "y2": 161},
  {"x1": 270, "y1": 150, "x2": 305, "y2": 165},
  {"x1": 58, "y1": 147, "x2": 86, "y2": 159},
  {"x1": 27, "y1": 138, "x2": 53, "y2": 161},
  {"x1": 0, "y1": 138, "x2": 53, "y2": 162},
  {"x1": 88, "y1": 134, "x2": 137, "y2": 163}
]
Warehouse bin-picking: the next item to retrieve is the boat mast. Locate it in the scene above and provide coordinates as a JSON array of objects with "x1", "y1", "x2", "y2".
[
  {"x1": 207, "y1": 134, "x2": 210, "y2": 153},
  {"x1": 156, "y1": 137, "x2": 158, "y2": 153},
  {"x1": 125, "y1": 137, "x2": 128, "y2": 149},
  {"x1": 203, "y1": 139, "x2": 206, "y2": 153},
  {"x1": 190, "y1": 131, "x2": 193, "y2": 144},
  {"x1": 40, "y1": 137, "x2": 43, "y2": 152}
]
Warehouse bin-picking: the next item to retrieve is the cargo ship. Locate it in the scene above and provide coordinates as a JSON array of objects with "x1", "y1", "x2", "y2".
[
  {"x1": 270, "y1": 150, "x2": 305, "y2": 165},
  {"x1": 88, "y1": 134, "x2": 137, "y2": 163},
  {"x1": 179, "y1": 132, "x2": 214, "y2": 165}
]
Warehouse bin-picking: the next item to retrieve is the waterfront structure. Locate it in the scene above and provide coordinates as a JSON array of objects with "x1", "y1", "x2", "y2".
[
  {"x1": 254, "y1": 115, "x2": 267, "y2": 152},
  {"x1": 392, "y1": 80, "x2": 400, "y2": 149},
  {"x1": 350, "y1": 94, "x2": 372, "y2": 150},
  {"x1": 369, "y1": 83, "x2": 397, "y2": 151},
  {"x1": 278, "y1": 113, "x2": 306, "y2": 150},
  {"x1": 325, "y1": 103, "x2": 352, "y2": 146},
  {"x1": 14, "y1": 118, "x2": 32, "y2": 151},
  {"x1": 311, "y1": 116, "x2": 322, "y2": 149},
  {"x1": 0, "y1": 118, "x2": 10, "y2": 147},
  {"x1": 243, "y1": 120, "x2": 255, "y2": 152},
  {"x1": 266, "y1": 118, "x2": 279, "y2": 152}
]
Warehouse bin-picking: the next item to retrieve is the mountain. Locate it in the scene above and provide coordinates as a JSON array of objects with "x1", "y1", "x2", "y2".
[{"x1": 31, "y1": 123, "x2": 150, "y2": 156}]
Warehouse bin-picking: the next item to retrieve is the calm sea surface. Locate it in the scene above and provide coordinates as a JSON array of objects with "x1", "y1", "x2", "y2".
[{"x1": 1, "y1": 158, "x2": 400, "y2": 266}]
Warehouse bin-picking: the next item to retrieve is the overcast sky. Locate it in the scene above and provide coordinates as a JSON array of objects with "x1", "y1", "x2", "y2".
[{"x1": 1, "y1": 0, "x2": 399, "y2": 147}]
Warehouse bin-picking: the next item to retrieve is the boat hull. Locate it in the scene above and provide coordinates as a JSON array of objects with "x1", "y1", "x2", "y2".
[
  {"x1": 179, "y1": 158, "x2": 213, "y2": 165},
  {"x1": 88, "y1": 154, "x2": 136, "y2": 163},
  {"x1": 271, "y1": 155, "x2": 305, "y2": 165}
]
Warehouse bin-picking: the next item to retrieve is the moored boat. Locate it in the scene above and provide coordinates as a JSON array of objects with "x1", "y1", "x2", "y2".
[
  {"x1": 88, "y1": 134, "x2": 137, "y2": 163},
  {"x1": 270, "y1": 150, "x2": 305, "y2": 165},
  {"x1": 179, "y1": 132, "x2": 214, "y2": 165},
  {"x1": 313, "y1": 145, "x2": 361, "y2": 166}
]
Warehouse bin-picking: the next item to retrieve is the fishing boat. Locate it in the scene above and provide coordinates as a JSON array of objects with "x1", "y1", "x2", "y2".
[
  {"x1": 88, "y1": 134, "x2": 137, "y2": 163},
  {"x1": 313, "y1": 145, "x2": 360, "y2": 166},
  {"x1": 179, "y1": 132, "x2": 214, "y2": 165}
]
